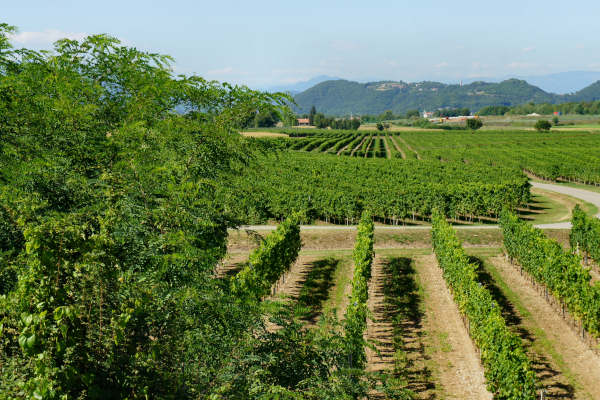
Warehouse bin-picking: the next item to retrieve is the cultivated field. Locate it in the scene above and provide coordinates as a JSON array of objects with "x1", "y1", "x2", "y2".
[
  {"x1": 220, "y1": 178, "x2": 600, "y2": 399},
  {"x1": 8, "y1": 16, "x2": 600, "y2": 399},
  {"x1": 266, "y1": 128, "x2": 600, "y2": 186}
]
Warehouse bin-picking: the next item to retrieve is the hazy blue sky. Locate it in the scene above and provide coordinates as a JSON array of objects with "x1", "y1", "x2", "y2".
[{"x1": 4, "y1": 1, "x2": 600, "y2": 87}]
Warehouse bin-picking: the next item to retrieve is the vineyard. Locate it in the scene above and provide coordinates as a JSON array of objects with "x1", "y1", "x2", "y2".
[
  {"x1": 256, "y1": 129, "x2": 600, "y2": 186},
  {"x1": 218, "y1": 197, "x2": 600, "y2": 399},
  {"x1": 431, "y1": 212, "x2": 536, "y2": 399},
  {"x1": 284, "y1": 130, "x2": 396, "y2": 158},
  {"x1": 501, "y1": 211, "x2": 600, "y2": 338},
  {"x1": 231, "y1": 152, "x2": 530, "y2": 224},
  {"x1": 571, "y1": 204, "x2": 600, "y2": 264},
  {"x1": 3, "y1": 23, "x2": 600, "y2": 400},
  {"x1": 397, "y1": 130, "x2": 600, "y2": 184}
]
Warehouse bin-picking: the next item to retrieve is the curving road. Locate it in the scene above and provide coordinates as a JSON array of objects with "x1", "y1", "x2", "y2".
[
  {"x1": 530, "y1": 181, "x2": 600, "y2": 229},
  {"x1": 237, "y1": 182, "x2": 600, "y2": 232}
]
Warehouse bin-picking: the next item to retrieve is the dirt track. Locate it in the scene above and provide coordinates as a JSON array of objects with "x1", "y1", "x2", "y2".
[
  {"x1": 413, "y1": 255, "x2": 492, "y2": 399},
  {"x1": 366, "y1": 256, "x2": 396, "y2": 373},
  {"x1": 350, "y1": 135, "x2": 368, "y2": 156},
  {"x1": 381, "y1": 136, "x2": 391, "y2": 159},
  {"x1": 388, "y1": 136, "x2": 406, "y2": 159}
]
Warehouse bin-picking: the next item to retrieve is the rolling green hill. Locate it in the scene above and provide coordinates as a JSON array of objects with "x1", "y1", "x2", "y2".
[
  {"x1": 570, "y1": 81, "x2": 600, "y2": 102},
  {"x1": 293, "y1": 78, "x2": 600, "y2": 115}
]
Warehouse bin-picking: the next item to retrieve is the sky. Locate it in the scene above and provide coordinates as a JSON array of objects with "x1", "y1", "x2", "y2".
[{"x1": 4, "y1": 0, "x2": 600, "y2": 88}]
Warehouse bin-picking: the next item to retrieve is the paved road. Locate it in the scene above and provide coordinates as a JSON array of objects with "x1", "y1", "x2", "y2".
[
  {"x1": 235, "y1": 181, "x2": 600, "y2": 232},
  {"x1": 530, "y1": 181, "x2": 600, "y2": 228}
]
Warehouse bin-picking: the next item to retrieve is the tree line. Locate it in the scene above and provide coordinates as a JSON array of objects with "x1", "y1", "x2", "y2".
[
  {"x1": 300, "y1": 106, "x2": 361, "y2": 129},
  {"x1": 477, "y1": 100, "x2": 600, "y2": 116}
]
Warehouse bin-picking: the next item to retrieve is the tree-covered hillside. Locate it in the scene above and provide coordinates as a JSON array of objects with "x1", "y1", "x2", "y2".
[
  {"x1": 570, "y1": 80, "x2": 600, "y2": 102},
  {"x1": 293, "y1": 78, "x2": 600, "y2": 115}
]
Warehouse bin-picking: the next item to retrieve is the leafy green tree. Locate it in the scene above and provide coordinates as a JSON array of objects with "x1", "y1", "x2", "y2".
[
  {"x1": 476, "y1": 105, "x2": 510, "y2": 116},
  {"x1": 308, "y1": 105, "x2": 317, "y2": 125},
  {"x1": 379, "y1": 110, "x2": 395, "y2": 121},
  {"x1": 466, "y1": 118, "x2": 483, "y2": 130},
  {"x1": 534, "y1": 120, "x2": 552, "y2": 131},
  {"x1": 313, "y1": 113, "x2": 329, "y2": 128},
  {"x1": 552, "y1": 116, "x2": 560, "y2": 125},
  {"x1": 0, "y1": 25, "x2": 299, "y2": 399},
  {"x1": 435, "y1": 108, "x2": 470, "y2": 118},
  {"x1": 254, "y1": 109, "x2": 279, "y2": 127},
  {"x1": 376, "y1": 122, "x2": 384, "y2": 131},
  {"x1": 281, "y1": 108, "x2": 298, "y2": 126},
  {"x1": 405, "y1": 109, "x2": 420, "y2": 118}
]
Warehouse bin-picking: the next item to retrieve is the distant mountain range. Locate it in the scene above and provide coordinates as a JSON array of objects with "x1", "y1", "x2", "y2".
[
  {"x1": 463, "y1": 71, "x2": 600, "y2": 95},
  {"x1": 292, "y1": 78, "x2": 600, "y2": 116},
  {"x1": 267, "y1": 70, "x2": 600, "y2": 96},
  {"x1": 265, "y1": 75, "x2": 341, "y2": 94}
]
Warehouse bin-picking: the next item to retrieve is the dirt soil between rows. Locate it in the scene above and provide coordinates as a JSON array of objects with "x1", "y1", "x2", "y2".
[
  {"x1": 488, "y1": 256, "x2": 600, "y2": 399},
  {"x1": 366, "y1": 256, "x2": 396, "y2": 373},
  {"x1": 387, "y1": 135, "x2": 406, "y2": 159},
  {"x1": 413, "y1": 255, "x2": 492, "y2": 399}
]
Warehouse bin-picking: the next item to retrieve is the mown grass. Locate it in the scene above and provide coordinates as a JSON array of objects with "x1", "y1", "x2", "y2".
[{"x1": 519, "y1": 188, "x2": 598, "y2": 224}]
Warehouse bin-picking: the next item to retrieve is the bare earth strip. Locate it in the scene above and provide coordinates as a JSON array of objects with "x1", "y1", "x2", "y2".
[
  {"x1": 364, "y1": 136, "x2": 374, "y2": 158},
  {"x1": 336, "y1": 142, "x2": 352, "y2": 155},
  {"x1": 366, "y1": 256, "x2": 396, "y2": 372},
  {"x1": 270, "y1": 255, "x2": 319, "y2": 299},
  {"x1": 396, "y1": 136, "x2": 421, "y2": 159},
  {"x1": 413, "y1": 255, "x2": 492, "y2": 399},
  {"x1": 240, "y1": 131, "x2": 289, "y2": 138},
  {"x1": 381, "y1": 136, "x2": 391, "y2": 159},
  {"x1": 214, "y1": 253, "x2": 248, "y2": 278},
  {"x1": 366, "y1": 255, "x2": 397, "y2": 400},
  {"x1": 488, "y1": 256, "x2": 600, "y2": 399},
  {"x1": 388, "y1": 136, "x2": 406, "y2": 159},
  {"x1": 366, "y1": 256, "x2": 437, "y2": 399},
  {"x1": 265, "y1": 255, "x2": 319, "y2": 332},
  {"x1": 584, "y1": 260, "x2": 600, "y2": 284},
  {"x1": 350, "y1": 135, "x2": 368, "y2": 157}
]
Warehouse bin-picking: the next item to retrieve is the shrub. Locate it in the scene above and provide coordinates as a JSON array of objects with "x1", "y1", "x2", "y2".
[
  {"x1": 466, "y1": 118, "x2": 483, "y2": 130},
  {"x1": 534, "y1": 120, "x2": 552, "y2": 131}
]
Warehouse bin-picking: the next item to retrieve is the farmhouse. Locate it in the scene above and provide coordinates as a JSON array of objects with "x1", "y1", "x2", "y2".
[{"x1": 297, "y1": 118, "x2": 310, "y2": 126}]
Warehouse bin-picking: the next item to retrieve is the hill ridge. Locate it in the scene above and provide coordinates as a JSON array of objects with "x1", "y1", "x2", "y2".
[{"x1": 293, "y1": 78, "x2": 600, "y2": 115}]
